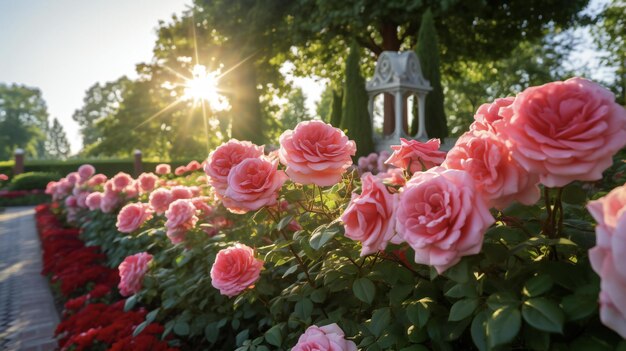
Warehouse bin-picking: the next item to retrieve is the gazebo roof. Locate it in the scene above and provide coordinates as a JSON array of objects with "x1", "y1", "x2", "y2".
[{"x1": 366, "y1": 51, "x2": 432, "y2": 94}]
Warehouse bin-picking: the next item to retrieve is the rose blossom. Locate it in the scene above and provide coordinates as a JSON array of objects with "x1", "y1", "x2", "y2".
[
  {"x1": 186, "y1": 160, "x2": 202, "y2": 171},
  {"x1": 499, "y1": 77, "x2": 626, "y2": 187},
  {"x1": 155, "y1": 164, "x2": 171, "y2": 175},
  {"x1": 210, "y1": 243, "x2": 263, "y2": 297},
  {"x1": 137, "y1": 172, "x2": 159, "y2": 193},
  {"x1": 116, "y1": 203, "x2": 153, "y2": 233},
  {"x1": 65, "y1": 195, "x2": 77, "y2": 208},
  {"x1": 385, "y1": 138, "x2": 446, "y2": 174},
  {"x1": 0, "y1": 174, "x2": 8, "y2": 181},
  {"x1": 85, "y1": 192, "x2": 103, "y2": 211},
  {"x1": 100, "y1": 191, "x2": 119, "y2": 213},
  {"x1": 443, "y1": 130, "x2": 540, "y2": 209},
  {"x1": 66, "y1": 172, "x2": 80, "y2": 185},
  {"x1": 174, "y1": 166, "x2": 187, "y2": 176},
  {"x1": 111, "y1": 172, "x2": 133, "y2": 192},
  {"x1": 395, "y1": 167, "x2": 494, "y2": 273},
  {"x1": 470, "y1": 97, "x2": 514, "y2": 133},
  {"x1": 587, "y1": 185, "x2": 626, "y2": 337},
  {"x1": 149, "y1": 188, "x2": 173, "y2": 214},
  {"x1": 204, "y1": 139, "x2": 264, "y2": 196},
  {"x1": 88, "y1": 174, "x2": 107, "y2": 186},
  {"x1": 78, "y1": 164, "x2": 96, "y2": 181},
  {"x1": 191, "y1": 197, "x2": 214, "y2": 218},
  {"x1": 279, "y1": 120, "x2": 356, "y2": 187},
  {"x1": 292, "y1": 323, "x2": 357, "y2": 351},
  {"x1": 164, "y1": 199, "x2": 198, "y2": 244},
  {"x1": 171, "y1": 185, "x2": 193, "y2": 200},
  {"x1": 341, "y1": 173, "x2": 397, "y2": 256},
  {"x1": 117, "y1": 252, "x2": 152, "y2": 296},
  {"x1": 222, "y1": 158, "x2": 288, "y2": 214}
]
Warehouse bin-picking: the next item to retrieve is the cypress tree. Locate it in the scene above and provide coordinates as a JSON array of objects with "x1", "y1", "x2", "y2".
[
  {"x1": 341, "y1": 42, "x2": 374, "y2": 157},
  {"x1": 328, "y1": 89, "x2": 343, "y2": 127},
  {"x1": 413, "y1": 9, "x2": 448, "y2": 138}
]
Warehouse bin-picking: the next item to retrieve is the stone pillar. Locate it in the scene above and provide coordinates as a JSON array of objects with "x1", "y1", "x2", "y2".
[
  {"x1": 133, "y1": 150, "x2": 143, "y2": 177},
  {"x1": 394, "y1": 91, "x2": 403, "y2": 139},
  {"x1": 13, "y1": 149, "x2": 25, "y2": 175}
]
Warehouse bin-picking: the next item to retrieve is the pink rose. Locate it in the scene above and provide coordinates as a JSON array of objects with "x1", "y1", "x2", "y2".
[
  {"x1": 443, "y1": 130, "x2": 540, "y2": 209},
  {"x1": 78, "y1": 164, "x2": 95, "y2": 181},
  {"x1": 155, "y1": 164, "x2": 171, "y2": 175},
  {"x1": 174, "y1": 166, "x2": 187, "y2": 176},
  {"x1": 164, "y1": 199, "x2": 198, "y2": 244},
  {"x1": 222, "y1": 158, "x2": 288, "y2": 214},
  {"x1": 66, "y1": 172, "x2": 80, "y2": 185},
  {"x1": 111, "y1": 172, "x2": 133, "y2": 192},
  {"x1": 149, "y1": 188, "x2": 173, "y2": 214},
  {"x1": 279, "y1": 120, "x2": 356, "y2": 186},
  {"x1": 292, "y1": 323, "x2": 357, "y2": 351},
  {"x1": 85, "y1": 192, "x2": 103, "y2": 211},
  {"x1": 587, "y1": 186, "x2": 626, "y2": 337},
  {"x1": 341, "y1": 173, "x2": 397, "y2": 256},
  {"x1": 210, "y1": 243, "x2": 263, "y2": 297},
  {"x1": 191, "y1": 197, "x2": 214, "y2": 218},
  {"x1": 376, "y1": 168, "x2": 406, "y2": 187},
  {"x1": 65, "y1": 195, "x2": 77, "y2": 208},
  {"x1": 395, "y1": 167, "x2": 494, "y2": 273},
  {"x1": 118, "y1": 252, "x2": 152, "y2": 296},
  {"x1": 385, "y1": 138, "x2": 446, "y2": 174},
  {"x1": 204, "y1": 139, "x2": 264, "y2": 196},
  {"x1": 0, "y1": 174, "x2": 8, "y2": 181},
  {"x1": 171, "y1": 186, "x2": 193, "y2": 200},
  {"x1": 186, "y1": 160, "x2": 202, "y2": 171},
  {"x1": 499, "y1": 77, "x2": 626, "y2": 187},
  {"x1": 88, "y1": 174, "x2": 107, "y2": 186},
  {"x1": 137, "y1": 172, "x2": 159, "y2": 193},
  {"x1": 76, "y1": 191, "x2": 89, "y2": 208},
  {"x1": 116, "y1": 203, "x2": 153, "y2": 233},
  {"x1": 100, "y1": 191, "x2": 119, "y2": 213},
  {"x1": 470, "y1": 97, "x2": 514, "y2": 133}
]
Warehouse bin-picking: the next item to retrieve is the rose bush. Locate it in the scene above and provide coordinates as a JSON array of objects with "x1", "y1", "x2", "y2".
[{"x1": 39, "y1": 78, "x2": 626, "y2": 350}]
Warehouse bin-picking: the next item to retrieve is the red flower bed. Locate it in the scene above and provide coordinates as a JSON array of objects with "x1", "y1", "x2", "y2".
[
  {"x1": 35, "y1": 204, "x2": 179, "y2": 351},
  {"x1": 0, "y1": 189, "x2": 45, "y2": 198}
]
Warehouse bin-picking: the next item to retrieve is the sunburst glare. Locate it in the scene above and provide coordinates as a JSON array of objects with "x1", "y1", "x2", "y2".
[{"x1": 182, "y1": 64, "x2": 230, "y2": 111}]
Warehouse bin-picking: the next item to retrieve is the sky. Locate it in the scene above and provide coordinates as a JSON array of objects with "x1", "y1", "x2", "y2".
[{"x1": 0, "y1": 0, "x2": 613, "y2": 155}]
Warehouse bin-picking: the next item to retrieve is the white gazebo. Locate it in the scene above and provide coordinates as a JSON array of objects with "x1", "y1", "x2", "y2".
[{"x1": 366, "y1": 51, "x2": 432, "y2": 152}]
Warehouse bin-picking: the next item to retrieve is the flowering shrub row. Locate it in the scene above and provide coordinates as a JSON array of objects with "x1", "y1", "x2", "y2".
[
  {"x1": 41, "y1": 77, "x2": 626, "y2": 350},
  {"x1": 35, "y1": 204, "x2": 180, "y2": 350}
]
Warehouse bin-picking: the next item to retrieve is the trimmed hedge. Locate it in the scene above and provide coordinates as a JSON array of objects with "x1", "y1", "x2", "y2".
[
  {"x1": 9, "y1": 172, "x2": 60, "y2": 190},
  {"x1": 0, "y1": 159, "x2": 196, "y2": 178}
]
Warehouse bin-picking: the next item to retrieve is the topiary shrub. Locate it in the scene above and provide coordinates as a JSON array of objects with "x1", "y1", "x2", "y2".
[{"x1": 9, "y1": 172, "x2": 60, "y2": 190}]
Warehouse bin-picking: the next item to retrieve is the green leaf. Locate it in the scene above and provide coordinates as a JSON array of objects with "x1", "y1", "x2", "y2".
[
  {"x1": 470, "y1": 310, "x2": 488, "y2": 351},
  {"x1": 443, "y1": 258, "x2": 470, "y2": 283},
  {"x1": 277, "y1": 215, "x2": 294, "y2": 231},
  {"x1": 294, "y1": 298, "x2": 313, "y2": 320},
  {"x1": 124, "y1": 295, "x2": 137, "y2": 312},
  {"x1": 523, "y1": 275, "x2": 554, "y2": 297},
  {"x1": 407, "y1": 299, "x2": 432, "y2": 328},
  {"x1": 145, "y1": 308, "x2": 160, "y2": 324},
  {"x1": 264, "y1": 325, "x2": 283, "y2": 347},
  {"x1": 133, "y1": 321, "x2": 149, "y2": 337},
  {"x1": 486, "y1": 306, "x2": 521, "y2": 348},
  {"x1": 389, "y1": 284, "x2": 413, "y2": 304},
  {"x1": 486, "y1": 291, "x2": 519, "y2": 310},
  {"x1": 524, "y1": 326, "x2": 550, "y2": 351},
  {"x1": 561, "y1": 294, "x2": 597, "y2": 321},
  {"x1": 522, "y1": 298, "x2": 564, "y2": 333},
  {"x1": 449, "y1": 298, "x2": 479, "y2": 321},
  {"x1": 369, "y1": 308, "x2": 391, "y2": 337},
  {"x1": 205, "y1": 322, "x2": 219, "y2": 343},
  {"x1": 282, "y1": 264, "x2": 299, "y2": 278},
  {"x1": 353, "y1": 278, "x2": 376, "y2": 304},
  {"x1": 174, "y1": 321, "x2": 190, "y2": 336},
  {"x1": 236, "y1": 329, "x2": 249, "y2": 347},
  {"x1": 399, "y1": 346, "x2": 430, "y2": 351},
  {"x1": 445, "y1": 283, "x2": 477, "y2": 299},
  {"x1": 309, "y1": 224, "x2": 341, "y2": 250},
  {"x1": 311, "y1": 288, "x2": 327, "y2": 303}
]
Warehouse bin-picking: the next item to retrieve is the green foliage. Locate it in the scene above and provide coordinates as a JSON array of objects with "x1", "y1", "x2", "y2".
[
  {"x1": 0, "y1": 83, "x2": 49, "y2": 160},
  {"x1": 279, "y1": 87, "x2": 311, "y2": 130},
  {"x1": 341, "y1": 43, "x2": 374, "y2": 158},
  {"x1": 44, "y1": 118, "x2": 71, "y2": 159},
  {"x1": 329, "y1": 89, "x2": 343, "y2": 128},
  {"x1": 414, "y1": 9, "x2": 448, "y2": 138},
  {"x1": 9, "y1": 172, "x2": 59, "y2": 190},
  {"x1": 592, "y1": 0, "x2": 626, "y2": 104}
]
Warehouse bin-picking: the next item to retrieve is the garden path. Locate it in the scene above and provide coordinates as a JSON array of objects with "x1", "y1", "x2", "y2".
[{"x1": 0, "y1": 207, "x2": 58, "y2": 351}]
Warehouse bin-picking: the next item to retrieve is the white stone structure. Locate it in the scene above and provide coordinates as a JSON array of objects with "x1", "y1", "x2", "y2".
[{"x1": 366, "y1": 51, "x2": 432, "y2": 151}]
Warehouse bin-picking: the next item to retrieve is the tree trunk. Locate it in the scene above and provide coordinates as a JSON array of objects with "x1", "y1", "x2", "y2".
[
  {"x1": 230, "y1": 58, "x2": 264, "y2": 145},
  {"x1": 380, "y1": 22, "x2": 402, "y2": 137}
]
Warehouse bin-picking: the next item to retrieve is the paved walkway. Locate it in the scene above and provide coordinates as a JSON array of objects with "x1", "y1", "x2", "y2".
[{"x1": 0, "y1": 207, "x2": 58, "y2": 351}]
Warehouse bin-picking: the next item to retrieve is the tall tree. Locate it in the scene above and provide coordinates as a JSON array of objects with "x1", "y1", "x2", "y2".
[
  {"x1": 45, "y1": 118, "x2": 70, "y2": 159},
  {"x1": 341, "y1": 43, "x2": 374, "y2": 157},
  {"x1": 72, "y1": 76, "x2": 131, "y2": 149},
  {"x1": 593, "y1": 0, "x2": 625, "y2": 104},
  {"x1": 0, "y1": 83, "x2": 49, "y2": 160},
  {"x1": 316, "y1": 86, "x2": 333, "y2": 122},
  {"x1": 414, "y1": 9, "x2": 447, "y2": 138},
  {"x1": 329, "y1": 89, "x2": 343, "y2": 128}
]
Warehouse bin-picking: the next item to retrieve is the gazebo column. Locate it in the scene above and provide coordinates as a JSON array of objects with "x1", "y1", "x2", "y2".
[
  {"x1": 368, "y1": 94, "x2": 376, "y2": 140},
  {"x1": 394, "y1": 91, "x2": 403, "y2": 139},
  {"x1": 415, "y1": 93, "x2": 428, "y2": 140}
]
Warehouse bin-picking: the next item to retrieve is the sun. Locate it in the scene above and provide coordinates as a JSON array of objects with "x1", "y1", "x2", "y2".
[{"x1": 182, "y1": 64, "x2": 230, "y2": 111}]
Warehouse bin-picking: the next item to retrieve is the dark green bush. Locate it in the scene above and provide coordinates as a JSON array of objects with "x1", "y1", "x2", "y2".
[{"x1": 9, "y1": 172, "x2": 60, "y2": 190}]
